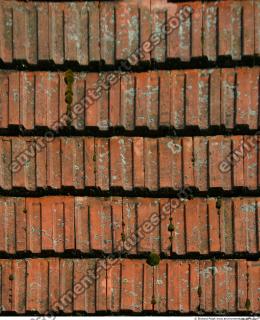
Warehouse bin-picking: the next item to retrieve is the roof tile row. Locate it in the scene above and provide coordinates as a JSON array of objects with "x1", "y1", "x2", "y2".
[
  {"x1": 1, "y1": 135, "x2": 260, "y2": 191},
  {"x1": 0, "y1": 1, "x2": 259, "y2": 65},
  {"x1": 1, "y1": 0, "x2": 259, "y2": 317},
  {"x1": 0, "y1": 68, "x2": 259, "y2": 131},
  {"x1": 1, "y1": 196, "x2": 259, "y2": 255},
  {"x1": 0, "y1": 258, "x2": 259, "y2": 314}
]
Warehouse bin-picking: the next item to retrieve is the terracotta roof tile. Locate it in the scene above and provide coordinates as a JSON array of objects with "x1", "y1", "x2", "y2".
[
  {"x1": 1, "y1": 135, "x2": 260, "y2": 191},
  {"x1": 0, "y1": 1, "x2": 258, "y2": 65},
  {"x1": 0, "y1": 196, "x2": 259, "y2": 256},
  {"x1": 0, "y1": 68, "x2": 259, "y2": 131},
  {"x1": 0, "y1": 258, "x2": 259, "y2": 314},
  {"x1": 0, "y1": 0, "x2": 259, "y2": 316}
]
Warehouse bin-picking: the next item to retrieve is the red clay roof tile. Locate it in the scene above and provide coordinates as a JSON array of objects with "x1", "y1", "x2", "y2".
[
  {"x1": 0, "y1": 258, "x2": 259, "y2": 314},
  {"x1": 0, "y1": 1, "x2": 258, "y2": 65},
  {"x1": 0, "y1": 0, "x2": 259, "y2": 316},
  {"x1": 0, "y1": 196, "x2": 259, "y2": 256},
  {"x1": 0, "y1": 68, "x2": 259, "y2": 131},
  {"x1": 1, "y1": 135, "x2": 260, "y2": 191}
]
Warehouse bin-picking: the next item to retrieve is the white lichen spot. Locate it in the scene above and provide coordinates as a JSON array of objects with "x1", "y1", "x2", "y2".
[{"x1": 167, "y1": 141, "x2": 182, "y2": 154}]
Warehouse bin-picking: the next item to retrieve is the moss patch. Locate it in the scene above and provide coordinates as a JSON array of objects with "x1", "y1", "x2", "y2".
[{"x1": 146, "y1": 252, "x2": 160, "y2": 267}]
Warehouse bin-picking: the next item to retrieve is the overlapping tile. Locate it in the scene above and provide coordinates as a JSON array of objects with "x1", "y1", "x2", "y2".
[
  {"x1": 0, "y1": 258, "x2": 259, "y2": 314},
  {"x1": 0, "y1": 68, "x2": 259, "y2": 132},
  {"x1": 0, "y1": 0, "x2": 259, "y2": 316},
  {"x1": 0, "y1": 1, "x2": 259, "y2": 66},
  {"x1": 0, "y1": 196, "x2": 259, "y2": 256},
  {"x1": 0, "y1": 135, "x2": 259, "y2": 191}
]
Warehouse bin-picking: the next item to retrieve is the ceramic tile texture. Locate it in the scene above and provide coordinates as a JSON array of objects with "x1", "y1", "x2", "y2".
[
  {"x1": 0, "y1": 0, "x2": 259, "y2": 316},
  {"x1": 0, "y1": 196, "x2": 260, "y2": 256},
  {"x1": 0, "y1": 258, "x2": 259, "y2": 314},
  {"x1": 0, "y1": 135, "x2": 259, "y2": 191},
  {"x1": 0, "y1": 1, "x2": 259, "y2": 65},
  {"x1": 0, "y1": 68, "x2": 259, "y2": 131}
]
